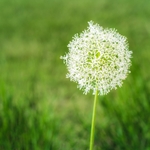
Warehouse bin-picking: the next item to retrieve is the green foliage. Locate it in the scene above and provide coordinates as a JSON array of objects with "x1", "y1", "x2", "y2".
[
  {"x1": 0, "y1": 82, "x2": 60, "y2": 150},
  {"x1": 0, "y1": 0, "x2": 150, "y2": 149}
]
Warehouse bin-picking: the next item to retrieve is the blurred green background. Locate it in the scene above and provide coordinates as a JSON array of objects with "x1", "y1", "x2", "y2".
[{"x1": 0, "y1": 0, "x2": 150, "y2": 149}]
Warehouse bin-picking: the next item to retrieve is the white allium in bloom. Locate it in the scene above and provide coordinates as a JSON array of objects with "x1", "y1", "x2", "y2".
[{"x1": 61, "y1": 21, "x2": 132, "y2": 95}]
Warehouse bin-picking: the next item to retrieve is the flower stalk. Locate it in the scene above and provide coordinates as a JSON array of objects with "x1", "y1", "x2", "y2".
[{"x1": 90, "y1": 89, "x2": 98, "y2": 150}]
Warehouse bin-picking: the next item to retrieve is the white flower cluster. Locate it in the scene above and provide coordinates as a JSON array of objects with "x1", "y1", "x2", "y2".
[{"x1": 61, "y1": 21, "x2": 132, "y2": 95}]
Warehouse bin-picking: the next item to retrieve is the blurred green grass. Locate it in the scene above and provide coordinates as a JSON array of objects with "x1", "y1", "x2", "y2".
[{"x1": 0, "y1": 0, "x2": 150, "y2": 149}]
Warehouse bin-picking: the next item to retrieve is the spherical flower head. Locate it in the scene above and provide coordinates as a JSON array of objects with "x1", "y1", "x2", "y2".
[{"x1": 61, "y1": 21, "x2": 132, "y2": 95}]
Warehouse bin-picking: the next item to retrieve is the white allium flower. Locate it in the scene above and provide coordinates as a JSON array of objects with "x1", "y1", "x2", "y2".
[{"x1": 61, "y1": 21, "x2": 132, "y2": 95}]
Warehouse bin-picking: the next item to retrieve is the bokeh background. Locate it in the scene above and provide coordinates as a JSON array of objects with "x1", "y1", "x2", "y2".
[{"x1": 0, "y1": 0, "x2": 150, "y2": 149}]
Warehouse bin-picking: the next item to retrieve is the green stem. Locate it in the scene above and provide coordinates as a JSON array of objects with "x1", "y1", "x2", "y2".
[{"x1": 90, "y1": 89, "x2": 98, "y2": 150}]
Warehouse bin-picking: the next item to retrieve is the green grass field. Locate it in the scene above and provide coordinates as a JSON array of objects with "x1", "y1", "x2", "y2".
[{"x1": 0, "y1": 0, "x2": 150, "y2": 149}]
